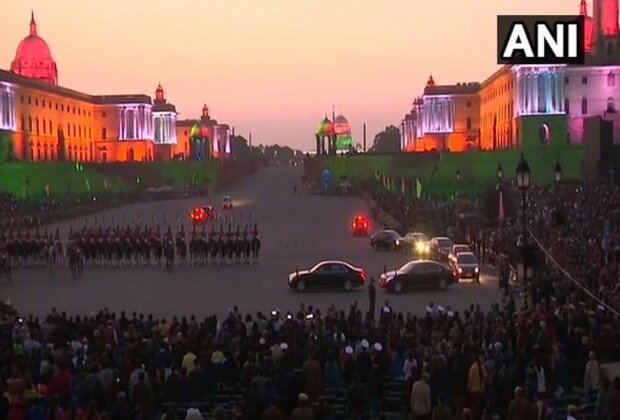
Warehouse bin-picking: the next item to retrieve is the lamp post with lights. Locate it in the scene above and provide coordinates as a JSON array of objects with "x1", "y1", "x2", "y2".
[{"x1": 516, "y1": 154, "x2": 531, "y2": 308}]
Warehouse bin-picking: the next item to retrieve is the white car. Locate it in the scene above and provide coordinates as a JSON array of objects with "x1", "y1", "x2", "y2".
[{"x1": 221, "y1": 196, "x2": 233, "y2": 210}]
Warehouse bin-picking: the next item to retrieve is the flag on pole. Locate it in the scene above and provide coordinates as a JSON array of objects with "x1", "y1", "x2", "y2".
[
  {"x1": 103, "y1": 178, "x2": 108, "y2": 191},
  {"x1": 45, "y1": 184, "x2": 51, "y2": 198},
  {"x1": 85, "y1": 178, "x2": 91, "y2": 191},
  {"x1": 499, "y1": 190, "x2": 506, "y2": 220},
  {"x1": 416, "y1": 178, "x2": 423, "y2": 199}
]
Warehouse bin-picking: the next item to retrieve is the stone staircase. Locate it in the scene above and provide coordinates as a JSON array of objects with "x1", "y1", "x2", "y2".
[{"x1": 161, "y1": 376, "x2": 409, "y2": 420}]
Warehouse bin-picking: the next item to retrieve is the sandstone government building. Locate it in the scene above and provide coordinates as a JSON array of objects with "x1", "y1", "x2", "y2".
[
  {"x1": 400, "y1": 0, "x2": 620, "y2": 153},
  {"x1": 0, "y1": 13, "x2": 232, "y2": 163}
]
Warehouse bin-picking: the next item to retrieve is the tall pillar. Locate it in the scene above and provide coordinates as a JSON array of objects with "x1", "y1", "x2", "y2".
[
  {"x1": 559, "y1": 72, "x2": 564, "y2": 112},
  {"x1": 119, "y1": 108, "x2": 124, "y2": 140}
]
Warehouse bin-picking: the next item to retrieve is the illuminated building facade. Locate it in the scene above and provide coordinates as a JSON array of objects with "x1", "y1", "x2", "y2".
[
  {"x1": 315, "y1": 113, "x2": 354, "y2": 155},
  {"x1": 0, "y1": 13, "x2": 233, "y2": 163},
  {"x1": 174, "y1": 104, "x2": 231, "y2": 161},
  {"x1": 400, "y1": 0, "x2": 620, "y2": 152},
  {"x1": 400, "y1": 76, "x2": 480, "y2": 152}
]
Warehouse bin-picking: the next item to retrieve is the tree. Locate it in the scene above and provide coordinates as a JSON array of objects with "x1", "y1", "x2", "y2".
[
  {"x1": 371, "y1": 125, "x2": 401, "y2": 153},
  {"x1": 231, "y1": 135, "x2": 250, "y2": 158}
]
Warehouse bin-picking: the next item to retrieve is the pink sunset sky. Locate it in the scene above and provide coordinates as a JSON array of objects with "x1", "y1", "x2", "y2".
[{"x1": 1, "y1": 0, "x2": 578, "y2": 149}]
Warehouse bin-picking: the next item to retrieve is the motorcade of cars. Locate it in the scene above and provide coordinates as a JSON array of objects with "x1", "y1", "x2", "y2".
[
  {"x1": 448, "y1": 244, "x2": 472, "y2": 267},
  {"x1": 288, "y1": 260, "x2": 367, "y2": 292},
  {"x1": 452, "y1": 251, "x2": 480, "y2": 282},
  {"x1": 429, "y1": 236, "x2": 454, "y2": 261},
  {"x1": 190, "y1": 205, "x2": 217, "y2": 224},
  {"x1": 379, "y1": 260, "x2": 456, "y2": 293},
  {"x1": 370, "y1": 229, "x2": 404, "y2": 251},
  {"x1": 352, "y1": 214, "x2": 370, "y2": 236},
  {"x1": 401, "y1": 232, "x2": 430, "y2": 255},
  {"x1": 221, "y1": 196, "x2": 233, "y2": 210}
]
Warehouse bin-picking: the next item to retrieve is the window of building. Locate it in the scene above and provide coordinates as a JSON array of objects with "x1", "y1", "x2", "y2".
[
  {"x1": 48, "y1": 120, "x2": 52, "y2": 134},
  {"x1": 565, "y1": 98, "x2": 570, "y2": 113},
  {"x1": 466, "y1": 101, "x2": 471, "y2": 108},
  {"x1": 582, "y1": 97, "x2": 588, "y2": 114},
  {"x1": 67, "y1": 123, "x2": 70, "y2": 136},
  {"x1": 20, "y1": 96, "x2": 24, "y2": 103},
  {"x1": 28, "y1": 117, "x2": 32, "y2": 132},
  {"x1": 55, "y1": 103, "x2": 58, "y2": 110},
  {"x1": 42, "y1": 119, "x2": 46, "y2": 134},
  {"x1": 35, "y1": 99, "x2": 38, "y2": 106},
  {"x1": 61, "y1": 104, "x2": 64, "y2": 112},
  {"x1": 102, "y1": 111, "x2": 106, "y2": 118},
  {"x1": 102, "y1": 128, "x2": 107, "y2": 140},
  {"x1": 582, "y1": 76, "x2": 588, "y2": 84},
  {"x1": 42, "y1": 100, "x2": 45, "y2": 107},
  {"x1": 20, "y1": 116, "x2": 24, "y2": 130},
  {"x1": 49, "y1": 101, "x2": 51, "y2": 109},
  {"x1": 608, "y1": 72, "x2": 615, "y2": 87},
  {"x1": 608, "y1": 97, "x2": 616, "y2": 112},
  {"x1": 28, "y1": 97, "x2": 31, "y2": 105},
  {"x1": 466, "y1": 118, "x2": 472, "y2": 130},
  {"x1": 72, "y1": 124, "x2": 76, "y2": 137},
  {"x1": 36, "y1": 118, "x2": 39, "y2": 133}
]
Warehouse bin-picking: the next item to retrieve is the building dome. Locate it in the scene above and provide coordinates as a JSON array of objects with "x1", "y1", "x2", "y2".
[
  {"x1": 10, "y1": 12, "x2": 58, "y2": 85},
  {"x1": 333, "y1": 114, "x2": 351, "y2": 136},
  {"x1": 190, "y1": 123, "x2": 210, "y2": 139},
  {"x1": 426, "y1": 74, "x2": 435, "y2": 87},
  {"x1": 317, "y1": 116, "x2": 334, "y2": 136}
]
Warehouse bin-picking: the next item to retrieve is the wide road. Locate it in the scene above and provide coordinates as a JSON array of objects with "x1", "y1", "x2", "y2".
[{"x1": 1, "y1": 165, "x2": 501, "y2": 319}]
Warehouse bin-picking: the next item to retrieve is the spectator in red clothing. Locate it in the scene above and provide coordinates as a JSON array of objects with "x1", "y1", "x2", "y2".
[{"x1": 51, "y1": 362, "x2": 72, "y2": 408}]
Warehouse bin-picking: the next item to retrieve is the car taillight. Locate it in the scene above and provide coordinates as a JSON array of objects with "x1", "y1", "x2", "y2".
[{"x1": 360, "y1": 270, "x2": 367, "y2": 281}]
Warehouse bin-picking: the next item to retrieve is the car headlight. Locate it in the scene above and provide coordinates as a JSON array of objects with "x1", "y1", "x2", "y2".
[
  {"x1": 395, "y1": 240, "x2": 400, "y2": 245},
  {"x1": 474, "y1": 267, "x2": 479, "y2": 273},
  {"x1": 458, "y1": 267, "x2": 463, "y2": 273}
]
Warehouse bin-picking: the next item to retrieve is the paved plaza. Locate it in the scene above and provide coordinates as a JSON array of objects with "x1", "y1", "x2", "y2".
[{"x1": 0, "y1": 166, "x2": 501, "y2": 319}]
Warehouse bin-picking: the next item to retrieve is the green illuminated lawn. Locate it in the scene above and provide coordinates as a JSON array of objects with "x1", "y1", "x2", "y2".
[{"x1": 321, "y1": 147, "x2": 583, "y2": 197}]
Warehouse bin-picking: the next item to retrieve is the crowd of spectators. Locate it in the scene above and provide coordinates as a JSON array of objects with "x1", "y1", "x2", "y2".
[
  {"x1": 2, "y1": 178, "x2": 620, "y2": 420},
  {"x1": 2, "y1": 291, "x2": 620, "y2": 420}
]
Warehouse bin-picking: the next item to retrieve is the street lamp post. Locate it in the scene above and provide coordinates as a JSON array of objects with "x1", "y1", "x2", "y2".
[
  {"x1": 554, "y1": 161, "x2": 562, "y2": 224},
  {"x1": 516, "y1": 154, "x2": 531, "y2": 308}
]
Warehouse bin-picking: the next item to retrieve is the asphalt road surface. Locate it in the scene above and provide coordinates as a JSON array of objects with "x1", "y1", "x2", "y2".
[{"x1": 1, "y1": 166, "x2": 501, "y2": 319}]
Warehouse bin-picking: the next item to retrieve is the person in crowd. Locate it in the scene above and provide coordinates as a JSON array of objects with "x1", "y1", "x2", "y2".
[
  {"x1": 290, "y1": 393, "x2": 315, "y2": 420},
  {"x1": 411, "y1": 373, "x2": 431, "y2": 420},
  {"x1": 432, "y1": 393, "x2": 453, "y2": 420},
  {"x1": 584, "y1": 351, "x2": 601, "y2": 397},
  {"x1": 467, "y1": 354, "x2": 487, "y2": 417},
  {"x1": 368, "y1": 277, "x2": 376, "y2": 320},
  {"x1": 507, "y1": 387, "x2": 533, "y2": 420}
]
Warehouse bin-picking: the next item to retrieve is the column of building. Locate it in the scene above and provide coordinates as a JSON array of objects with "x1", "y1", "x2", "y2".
[{"x1": 118, "y1": 108, "x2": 125, "y2": 140}]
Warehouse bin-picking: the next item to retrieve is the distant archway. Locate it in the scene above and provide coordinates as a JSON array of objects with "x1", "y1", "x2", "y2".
[{"x1": 539, "y1": 123, "x2": 550, "y2": 145}]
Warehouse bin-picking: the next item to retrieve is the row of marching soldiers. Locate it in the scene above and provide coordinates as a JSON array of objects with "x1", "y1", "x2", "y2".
[
  {"x1": 0, "y1": 224, "x2": 262, "y2": 277},
  {"x1": 0, "y1": 228, "x2": 63, "y2": 266},
  {"x1": 66, "y1": 223, "x2": 262, "y2": 270}
]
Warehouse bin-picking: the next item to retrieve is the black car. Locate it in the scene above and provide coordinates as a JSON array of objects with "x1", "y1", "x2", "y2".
[
  {"x1": 379, "y1": 260, "x2": 456, "y2": 293},
  {"x1": 429, "y1": 237, "x2": 454, "y2": 262},
  {"x1": 370, "y1": 230, "x2": 404, "y2": 251},
  {"x1": 288, "y1": 260, "x2": 367, "y2": 292}
]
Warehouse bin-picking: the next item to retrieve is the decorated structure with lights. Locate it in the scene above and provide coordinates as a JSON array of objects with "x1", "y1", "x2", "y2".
[
  {"x1": 315, "y1": 112, "x2": 354, "y2": 155},
  {"x1": 400, "y1": 0, "x2": 620, "y2": 152},
  {"x1": 0, "y1": 12, "x2": 233, "y2": 162}
]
